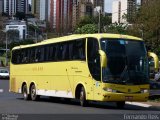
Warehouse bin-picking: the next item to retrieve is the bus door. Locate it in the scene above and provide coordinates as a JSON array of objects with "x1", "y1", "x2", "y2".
[{"x1": 87, "y1": 38, "x2": 102, "y2": 100}]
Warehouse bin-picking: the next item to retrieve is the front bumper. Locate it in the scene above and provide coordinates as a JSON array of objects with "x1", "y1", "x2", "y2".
[{"x1": 101, "y1": 92, "x2": 149, "y2": 102}]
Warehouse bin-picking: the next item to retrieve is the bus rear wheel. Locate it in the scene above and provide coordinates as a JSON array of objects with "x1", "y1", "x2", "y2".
[
  {"x1": 116, "y1": 101, "x2": 125, "y2": 109},
  {"x1": 22, "y1": 84, "x2": 30, "y2": 100},
  {"x1": 80, "y1": 87, "x2": 88, "y2": 107},
  {"x1": 30, "y1": 84, "x2": 39, "y2": 101}
]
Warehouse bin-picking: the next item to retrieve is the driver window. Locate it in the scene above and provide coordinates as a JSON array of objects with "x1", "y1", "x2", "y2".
[{"x1": 87, "y1": 38, "x2": 101, "y2": 81}]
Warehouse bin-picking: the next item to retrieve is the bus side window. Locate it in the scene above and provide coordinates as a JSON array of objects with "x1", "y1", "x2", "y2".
[
  {"x1": 12, "y1": 50, "x2": 19, "y2": 64},
  {"x1": 77, "y1": 39, "x2": 86, "y2": 60},
  {"x1": 29, "y1": 48, "x2": 35, "y2": 63},
  {"x1": 40, "y1": 47, "x2": 45, "y2": 62},
  {"x1": 73, "y1": 39, "x2": 86, "y2": 60},
  {"x1": 55, "y1": 44, "x2": 62, "y2": 61},
  {"x1": 62, "y1": 42, "x2": 69, "y2": 60},
  {"x1": 22, "y1": 49, "x2": 29, "y2": 63},
  {"x1": 50, "y1": 44, "x2": 56, "y2": 61},
  {"x1": 45, "y1": 45, "x2": 50, "y2": 61},
  {"x1": 35, "y1": 47, "x2": 41, "y2": 62},
  {"x1": 87, "y1": 38, "x2": 101, "y2": 81},
  {"x1": 69, "y1": 42, "x2": 74, "y2": 60},
  {"x1": 73, "y1": 41, "x2": 79, "y2": 59}
]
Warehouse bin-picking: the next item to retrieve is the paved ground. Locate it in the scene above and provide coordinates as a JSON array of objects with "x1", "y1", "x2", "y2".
[{"x1": 0, "y1": 80, "x2": 160, "y2": 120}]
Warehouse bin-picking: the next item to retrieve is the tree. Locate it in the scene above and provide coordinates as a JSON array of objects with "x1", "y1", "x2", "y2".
[
  {"x1": 106, "y1": 23, "x2": 128, "y2": 34},
  {"x1": 14, "y1": 12, "x2": 26, "y2": 20},
  {"x1": 74, "y1": 14, "x2": 111, "y2": 34},
  {"x1": 7, "y1": 30, "x2": 20, "y2": 42},
  {"x1": 9, "y1": 39, "x2": 35, "y2": 50},
  {"x1": 127, "y1": 0, "x2": 160, "y2": 54},
  {"x1": 75, "y1": 24, "x2": 98, "y2": 34},
  {"x1": 76, "y1": 16, "x2": 94, "y2": 28}
]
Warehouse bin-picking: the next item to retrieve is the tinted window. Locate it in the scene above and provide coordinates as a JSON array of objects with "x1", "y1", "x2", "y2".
[
  {"x1": 87, "y1": 38, "x2": 101, "y2": 81},
  {"x1": 11, "y1": 39, "x2": 86, "y2": 64}
]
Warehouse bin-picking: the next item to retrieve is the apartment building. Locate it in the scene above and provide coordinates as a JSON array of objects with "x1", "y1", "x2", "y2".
[
  {"x1": 16, "y1": 0, "x2": 29, "y2": 13},
  {"x1": 112, "y1": 0, "x2": 136, "y2": 23},
  {"x1": 31, "y1": 0, "x2": 40, "y2": 18},
  {"x1": 2, "y1": 0, "x2": 29, "y2": 16},
  {"x1": 0, "y1": 0, "x2": 2, "y2": 14},
  {"x1": 72, "y1": 0, "x2": 93, "y2": 28},
  {"x1": 49, "y1": 0, "x2": 72, "y2": 33},
  {"x1": 92, "y1": 0, "x2": 104, "y2": 12}
]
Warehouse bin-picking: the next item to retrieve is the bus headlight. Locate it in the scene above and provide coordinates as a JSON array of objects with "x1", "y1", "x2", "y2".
[
  {"x1": 103, "y1": 88, "x2": 117, "y2": 93},
  {"x1": 141, "y1": 89, "x2": 149, "y2": 93}
]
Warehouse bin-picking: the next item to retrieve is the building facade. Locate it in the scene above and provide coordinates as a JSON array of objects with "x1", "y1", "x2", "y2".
[
  {"x1": 3, "y1": 0, "x2": 16, "y2": 16},
  {"x1": 31, "y1": 0, "x2": 104, "y2": 33},
  {"x1": 31, "y1": 0, "x2": 40, "y2": 18},
  {"x1": 72, "y1": 0, "x2": 94, "y2": 28},
  {"x1": 0, "y1": 0, "x2": 2, "y2": 14},
  {"x1": 112, "y1": 0, "x2": 136, "y2": 24},
  {"x1": 16, "y1": 0, "x2": 29, "y2": 13},
  {"x1": 92, "y1": 0, "x2": 104, "y2": 12},
  {"x1": 2, "y1": 0, "x2": 29, "y2": 16},
  {"x1": 47, "y1": 0, "x2": 72, "y2": 33},
  {"x1": 39, "y1": 0, "x2": 48, "y2": 21}
]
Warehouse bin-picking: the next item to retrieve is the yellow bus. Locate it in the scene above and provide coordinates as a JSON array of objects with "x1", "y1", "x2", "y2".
[{"x1": 10, "y1": 34, "x2": 159, "y2": 108}]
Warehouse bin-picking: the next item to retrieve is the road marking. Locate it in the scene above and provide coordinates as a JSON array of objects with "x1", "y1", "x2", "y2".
[
  {"x1": 126, "y1": 102, "x2": 152, "y2": 108},
  {"x1": 0, "y1": 89, "x2": 4, "y2": 93}
]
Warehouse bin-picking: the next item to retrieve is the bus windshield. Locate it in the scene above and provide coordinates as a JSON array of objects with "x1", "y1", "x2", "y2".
[{"x1": 101, "y1": 39, "x2": 149, "y2": 85}]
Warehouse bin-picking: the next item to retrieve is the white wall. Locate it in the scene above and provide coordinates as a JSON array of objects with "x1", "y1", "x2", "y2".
[
  {"x1": 40, "y1": 0, "x2": 46, "y2": 20},
  {"x1": 6, "y1": 25, "x2": 27, "y2": 40},
  {"x1": 112, "y1": 0, "x2": 128, "y2": 24},
  {"x1": 112, "y1": 0, "x2": 119, "y2": 23},
  {"x1": 120, "y1": 0, "x2": 128, "y2": 23}
]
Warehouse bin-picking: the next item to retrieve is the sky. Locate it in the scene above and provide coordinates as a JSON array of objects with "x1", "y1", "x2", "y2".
[{"x1": 105, "y1": 0, "x2": 113, "y2": 13}]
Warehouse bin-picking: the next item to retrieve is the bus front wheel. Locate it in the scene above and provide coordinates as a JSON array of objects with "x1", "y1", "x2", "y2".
[
  {"x1": 80, "y1": 87, "x2": 88, "y2": 107},
  {"x1": 22, "y1": 84, "x2": 30, "y2": 100},
  {"x1": 30, "y1": 84, "x2": 39, "y2": 101}
]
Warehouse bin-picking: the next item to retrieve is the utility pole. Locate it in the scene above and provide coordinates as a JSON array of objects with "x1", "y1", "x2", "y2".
[
  {"x1": 96, "y1": 6, "x2": 101, "y2": 33},
  {"x1": 2, "y1": 30, "x2": 8, "y2": 66},
  {"x1": 5, "y1": 31, "x2": 8, "y2": 66}
]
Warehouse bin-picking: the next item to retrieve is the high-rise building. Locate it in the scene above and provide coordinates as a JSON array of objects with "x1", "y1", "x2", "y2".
[
  {"x1": 32, "y1": 0, "x2": 73, "y2": 34},
  {"x1": 92, "y1": 0, "x2": 104, "y2": 12},
  {"x1": 72, "y1": 0, "x2": 94, "y2": 28},
  {"x1": 39, "y1": 0, "x2": 48, "y2": 20},
  {"x1": 112, "y1": 0, "x2": 136, "y2": 24},
  {"x1": 16, "y1": 0, "x2": 29, "y2": 13},
  {"x1": 0, "y1": 0, "x2": 2, "y2": 14},
  {"x1": 2, "y1": 0, "x2": 29, "y2": 16},
  {"x1": 3, "y1": 0, "x2": 17, "y2": 16},
  {"x1": 31, "y1": 0, "x2": 40, "y2": 18}
]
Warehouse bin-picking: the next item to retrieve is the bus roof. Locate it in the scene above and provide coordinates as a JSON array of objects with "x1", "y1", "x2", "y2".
[{"x1": 12, "y1": 33, "x2": 142, "y2": 50}]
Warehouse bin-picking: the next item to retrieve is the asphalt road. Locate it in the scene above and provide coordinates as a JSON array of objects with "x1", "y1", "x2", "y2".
[{"x1": 0, "y1": 80, "x2": 160, "y2": 120}]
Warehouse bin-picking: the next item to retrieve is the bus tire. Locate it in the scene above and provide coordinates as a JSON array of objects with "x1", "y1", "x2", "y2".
[
  {"x1": 22, "y1": 84, "x2": 30, "y2": 100},
  {"x1": 30, "y1": 84, "x2": 39, "y2": 101},
  {"x1": 116, "y1": 101, "x2": 125, "y2": 109},
  {"x1": 80, "y1": 87, "x2": 88, "y2": 107}
]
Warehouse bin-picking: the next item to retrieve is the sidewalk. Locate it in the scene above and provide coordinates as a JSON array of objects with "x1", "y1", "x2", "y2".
[
  {"x1": 144, "y1": 101, "x2": 160, "y2": 106},
  {"x1": 139, "y1": 101, "x2": 160, "y2": 110}
]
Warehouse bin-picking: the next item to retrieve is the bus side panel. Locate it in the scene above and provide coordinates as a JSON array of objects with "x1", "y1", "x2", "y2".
[{"x1": 71, "y1": 61, "x2": 93, "y2": 100}]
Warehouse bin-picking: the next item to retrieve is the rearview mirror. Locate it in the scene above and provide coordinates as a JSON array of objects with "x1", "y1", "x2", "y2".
[
  {"x1": 99, "y1": 50, "x2": 107, "y2": 68},
  {"x1": 148, "y1": 52, "x2": 159, "y2": 71}
]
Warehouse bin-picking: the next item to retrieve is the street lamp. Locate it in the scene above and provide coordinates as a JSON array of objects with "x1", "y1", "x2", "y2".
[{"x1": 96, "y1": 6, "x2": 102, "y2": 33}]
